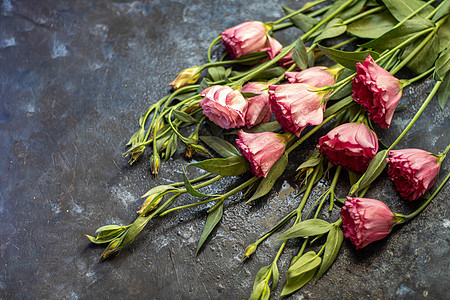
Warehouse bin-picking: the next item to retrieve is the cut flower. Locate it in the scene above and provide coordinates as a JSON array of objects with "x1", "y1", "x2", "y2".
[
  {"x1": 241, "y1": 82, "x2": 271, "y2": 128},
  {"x1": 386, "y1": 149, "x2": 440, "y2": 201}
]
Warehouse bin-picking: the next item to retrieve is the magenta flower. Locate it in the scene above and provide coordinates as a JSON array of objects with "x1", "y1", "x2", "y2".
[
  {"x1": 352, "y1": 55, "x2": 402, "y2": 129},
  {"x1": 386, "y1": 149, "x2": 440, "y2": 201},
  {"x1": 318, "y1": 123, "x2": 378, "y2": 174},
  {"x1": 285, "y1": 66, "x2": 338, "y2": 87},
  {"x1": 268, "y1": 83, "x2": 326, "y2": 137},
  {"x1": 241, "y1": 82, "x2": 271, "y2": 128},
  {"x1": 199, "y1": 85, "x2": 248, "y2": 129},
  {"x1": 236, "y1": 130, "x2": 287, "y2": 178},
  {"x1": 221, "y1": 21, "x2": 282, "y2": 59},
  {"x1": 341, "y1": 197, "x2": 395, "y2": 249}
]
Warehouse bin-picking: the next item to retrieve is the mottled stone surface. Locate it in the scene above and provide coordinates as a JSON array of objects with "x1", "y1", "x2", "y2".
[{"x1": 0, "y1": 0, "x2": 448, "y2": 299}]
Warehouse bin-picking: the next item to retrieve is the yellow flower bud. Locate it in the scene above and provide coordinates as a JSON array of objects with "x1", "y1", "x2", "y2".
[{"x1": 169, "y1": 66, "x2": 201, "y2": 90}]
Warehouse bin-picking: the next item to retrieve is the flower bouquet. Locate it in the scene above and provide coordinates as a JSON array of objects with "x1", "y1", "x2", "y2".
[{"x1": 87, "y1": 0, "x2": 449, "y2": 298}]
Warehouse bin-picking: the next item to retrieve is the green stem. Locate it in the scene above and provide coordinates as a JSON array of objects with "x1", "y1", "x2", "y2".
[
  {"x1": 328, "y1": 165, "x2": 342, "y2": 211},
  {"x1": 169, "y1": 172, "x2": 213, "y2": 187},
  {"x1": 396, "y1": 172, "x2": 450, "y2": 220},
  {"x1": 207, "y1": 36, "x2": 222, "y2": 63},
  {"x1": 388, "y1": 80, "x2": 442, "y2": 150},
  {"x1": 271, "y1": 0, "x2": 328, "y2": 25},
  {"x1": 426, "y1": 0, "x2": 447, "y2": 19},
  {"x1": 343, "y1": 6, "x2": 384, "y2": 25},
  {"x1": 394, "y1": 0, "x2": 436, "y2": 28},
  {"x1": 401, "y1": 67, "x2": 435, "y2": 89}
]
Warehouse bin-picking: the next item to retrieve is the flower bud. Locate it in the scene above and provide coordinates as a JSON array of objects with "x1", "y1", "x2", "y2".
[
  {"x1": 241, "y1": 82, "x2": 271, "y2": 128},
  {"x1": 136, "y1": 193, "x2": 160, "y2": 215},
  {"x1": 150, "y1": 152, "x2": 161, "y2": 176},
  {"x1": 268, "y1": 83, "x2": 326, "y2": 137},
  {"x1": 169, "y1": 66, "x2": 201, "y2": 90},
  {"x1": 341, "y1": 197, "x2": 395, "y2": 249},
  {"x1": 236, "y1": 130, "x2": 288, "y2": 178},
  {"x1": 386, "y1": 149, "x2": 440, "y2": 201},
  {"x1": 352, "y1": 55, "x2": 402, "y2": 129},
  {"x1": 318, "y1": 123, "x2": 379, "y2": 174},
  {"x1": 221, "y1": 21, "x2": 282, "y2": 59},
  {"x1": 199, "y1": 85, "x2": 248, "y2": 129},
  {"x1": 241, "y1": 243, "x2": 257, "y2": 262}
]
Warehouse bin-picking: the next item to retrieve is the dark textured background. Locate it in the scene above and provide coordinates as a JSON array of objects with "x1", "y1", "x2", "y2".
[{"x1": 0, "y1": 0, "x2": 449, "y2": 299}]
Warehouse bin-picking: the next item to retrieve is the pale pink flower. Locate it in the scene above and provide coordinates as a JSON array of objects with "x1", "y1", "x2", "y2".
[
  {"x1": 285, "y1": 66, "x2": 338, "y2": 87},
  {"x1": 241, "y1": 82, "x2": 271, "y2": 128},
  {"x1": 199, "y1": 85, "x2": 248, "y2": 129},
  {"x1": 268, "y1": 83, "x2": 326, "y2": 137},
  {"x1": 221, "y1": 21, "x2": 282, "y2": 59}
]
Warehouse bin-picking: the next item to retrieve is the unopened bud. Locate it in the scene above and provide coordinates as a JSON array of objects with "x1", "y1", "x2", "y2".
[
  {"x1": 150, "y1": 153, "x2": 161, "y2": 176},
  {"x1": 169, "y1": 66, "x2": 201, "y2": 90},
  {"x1": 136, "y1": 194, "x2": 160, "y2": 215},
  {"x1": 241, "y1": 243, "x2": 257, "y2": 262}
]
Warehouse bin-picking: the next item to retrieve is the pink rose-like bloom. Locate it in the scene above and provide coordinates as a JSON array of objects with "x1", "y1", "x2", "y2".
[
  {"x1": 285, "y1": 66, "x2": 337, "y2": 87},
  {"x1": 341, "y1": 197, "x2": 395, "y2": 249},
  {"x1": 199, "y1": 85, "x2": 248, "y2": 129},
  {"x1": 318, "y1": 123, "x2": 378, "y2": 174},
  {"x1": 236, "y1": 130, "x2": 287, "y2": 178},
  {"x1": 268, "y1": 83, "x2": 326, "y2": 137},
  {"x1": 352, "y1": 55, "x2": 402, "y2": 129},
  {"x1": 386, "y1": 149, "x2": 440, "y2": 201},
  {"x1": 221, "y1": 21, "x2": 282, "y2": 59},
  {"x1": 241, "y1": 82, "x2": 271, "y2": 128}
]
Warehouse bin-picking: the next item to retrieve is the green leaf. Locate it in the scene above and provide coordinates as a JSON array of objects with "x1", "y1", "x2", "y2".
[
  {"x1": 276, "y1": 219, "x2": 332, "y2": 241},
  {"x1": 172, "y1": 110, "x2": 199, "y2": 125},
  {"x1": 271, "y1": 263, "x2": 279, "y2": 291},
  {"x1": 292, "y1": 38, "x2": 308, "y2": 70},
  {"x1": 189, "y1": 155, "x2": 249, "y2": 176},
  {"x1": 197, "y1": 78, "x2": 210, "y2": 94},
  {"x1": 208, "y1": 66, "x2": 226, "y2": 82},
  {"x1": 251, "y1": 66, "x2": 287, "y2": 80},
  {"x1": 282, "y1": 6, "x2": 318, "y2": 33},
  {"x1": 347, "y1": 12, "x2": 397, "y2": 39},
  {"x1": 318, "y1": 45, "x2": 379, "y2": 70},
  {"x1": 350, "y1": 150, "x2": 388, "y2": 194},
  {"x1": 315, "y1": 225, "x2": 344, "y2": 280},
  {"x1": 121, "y1": 215, "x2": 152, "y2": 246},
  {"x1": 196, "y1": 202, "x2": 223, "y2": 254},
  {"x1": 360, "y1": 19, "x2": 434, "y2": 51},
  {"x1": 249, "y1": 280, "x2": 270, "y2": 300},
  {"x1": 247, "y1": 153, "x2": 288, "y2": 203},
  {"x1": 296, "y1": 157, "x2": 323, "y2": 172},
  {"x1": 403, "y1": 31, "x2": 439, "y2": 74},
  {"x1": 348, "y1": 170, "x2": 361, "y2": 187},
  {"x1": 432, "y1": 0, "x2": 450, "y2": 22},
  {"x1": 252, "y1": 265, "x2": 271, "y2": 290},
  {"x1": 324, "y1": 96, "x2": 354, "y2": 118},
  {"x1": 281, "y1": 251, "x2": 321, "y2": 296},
  {"x1": 247, "y1": 121, "x2": 282, "y2": 133},
  {"x1": 438, "y1": 17, "x2": 450, "y2": 53},
  {"x1": 199, "y1": 136, "x2": 240, "y2": 157},
  {"x1": 172, "y1": 91, "x2": 197, "y2": 102},
  {"x1": 381, "y1": 0, "x2": 434, "y2": 21},
  {"x1": 435, "y1": 46, "x2": 450, "y2": 81},
  {"x1": 314, "y1": 18, "x2": 347, "y2": 43},
  {"x1": 183, "y1": 167, "x2": 213, "y2": 197},
  {"x1": 338, "y1": 0, "x2": 366, "y2": 20},
  {"x1": 437, "y1": 75, "x2": 450, "y2": 110}
]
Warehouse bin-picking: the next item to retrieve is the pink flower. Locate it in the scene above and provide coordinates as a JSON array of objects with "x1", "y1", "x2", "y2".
[
  {"x1": 386, "y1": 149, "x2": 440, "y2": 201},
  {"x1": 341, "y1": 197, "x2": 395, "y2": 249},
  {"x1": 236, "y1": 130, "x2": 287, "y2": 178},
  {"x1": 285, "y1": 66, "x2": 338, "y2": 87},
  {"x1": 199, "y1": 85, "x2": 248, "y2": 129},
  {"x1": 241, "y1": 82, "x2": 271, "y2": 128},
  {"x1": 268, "y1": 83, "x2": 326, "y2": 137},
  {"x1": 352, "y1": 55, "x2": 402, "y2": 129},
  {"x1": 318, "y1": 123, "x2": 378, "y2": 174},
  {"x1": 221, "y1": 21, "x2": 282, "y2": 59}
]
